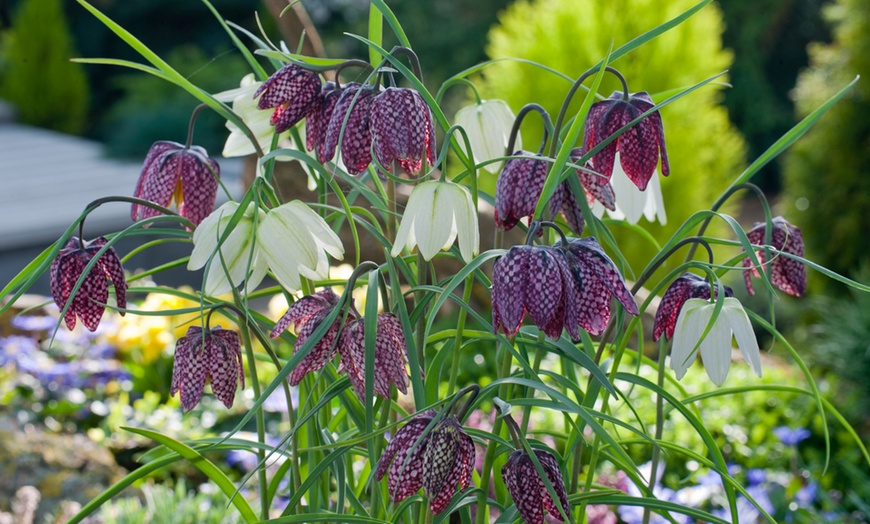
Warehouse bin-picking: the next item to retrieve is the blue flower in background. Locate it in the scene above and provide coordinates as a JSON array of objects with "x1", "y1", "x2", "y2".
[
  {"x1": 795, "y1": 481, "x2": 818, "y2": 506},
  {"x1": 0, "y1": 335, "x2": 39, "y2": 366},
  {"x1": 746, "y1": 468, "x2": 766, "y2": 486},
  {"x1": 10, "y1": 315, "x2": 57, "y2": 332},
  {"x1": 774, "y1": 426, "x2": 811, "y2": 446}
]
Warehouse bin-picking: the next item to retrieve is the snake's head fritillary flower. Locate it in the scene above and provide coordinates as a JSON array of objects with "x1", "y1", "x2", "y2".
[
  {"x1": 305, "y1": 81, "x2": 342, "y2": 162},
  {"x1": 454, "y1": 99, "x2": 520, "y2": 174},
  {"x1": 270, "y1": 288, "x2": 348, "y2": 386},
  {"x1": 653, "y1": 273, "x2": 733, "y2": 342},
  {"x1": 254, "y1": 63, "x2": 322, "y2": 133},
  {"x1": 375, "y1": 410, "x2": 475, "y2": 514},
  {"x1": 214, "y1": 74, "x2": 289, "y2": 158},
  {"x1": 583, "y1": 90, "x2": 669, "y2": 191},
  {"x1": 132, "y1": 140, "x2": 220, "y2": 228},
  {"x1": 391, "y1": 180, "x2": 479, "y2": 263},
  {"x1": 502, "y1": 448, "x2": 570, "y2": 524},
  {"x1": 743, "y1": 216, "x2": 806, "y2": 297},
  {"x1": 491, "y1": 245, "x2": 579, "y2": 340},
  {"x1": 322, "y1": 82, "x2": 378, "y2": 175},
  {"x1": 670, "y1": 297, "x2": 761, "y2": 386},
  {"x1": 337, "y1": 313, "x2": 410, "y2": 399},
  {"x1": 558, "y1": 237, "x2": 638, "y2": 336},
  {"x1": 370, "y1": 87, "x2": 437, "y2": 175},
  {"x1": 50, "y1": 236, "x2": 127, "y2": 331},
  {"x1": 171, "y1": 325, "x2": 244, "y2": 412},
  {"x1": 494, "y1": 152, "x2": 556, "y2": 232}
]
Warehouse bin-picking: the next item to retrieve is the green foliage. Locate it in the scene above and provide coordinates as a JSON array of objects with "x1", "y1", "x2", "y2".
[
  {"x1": 782, "y1": 0, "x2": 870, "y2": 285},
  {"x1": 99, "y1": 480, "x2": 242, "y2": 524},
  {"x1": 481, "y1": 0, "x2": 746, "y2": 279},
  {"x1": 0, "y1": 0, "x2": 89, "y2": 134}
]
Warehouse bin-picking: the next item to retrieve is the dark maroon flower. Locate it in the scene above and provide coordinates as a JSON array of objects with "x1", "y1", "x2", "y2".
[
  {"x1": 254, "y1": 63, "x2": 322, "y2": 133},
  {"x1": 322, "y1": 82, "x2": 378, "y2": 175},
  {"x1": 375, "y1": 410, "x2": 475, "y2": 514},
  {"x1": 502, "y1": 448, "x2": 570, "y2": 524},
  {"x1": 494, "y1": 152, "x2": 553, "y2": 232},
  {"x1": 583, "y1": 91, "x2": 669, "y2": 191},
  {"x1": 570, "y1": 147, "x2": 616, "y2": 212},
  {"x1": 491, "y1": 245, "x2": 579, "y2": 340},
  {"x1": 742, "y1": 216, "x2": 806, "y2": 297},
  {"x1": 652, "y1": 273, "x2": 733, "y2": 341},
  {"x1": 132, "y1": 140, "x2": 220, "y2": 227},
  {"x1": 50, "y1": 236, "x2": 127, "y2": 332},
  {"x1": 171, "y1": 325, "x2": 244, "y2": 412},
  {"x1": 337, "y1": 312, "x2": 410, "y2": 399},
  {"x1": 305, "y1": 81, "x2": 342, "y2": 162},
  {"x1": 369, "y1": 87, "x2": 437, "y2": 174},
  {"x1": 559, "y1": 237, "x2": 639, "y2": 336},
  {"x1": 270, "y1": 288, "x2": 349, "y2": 386}
]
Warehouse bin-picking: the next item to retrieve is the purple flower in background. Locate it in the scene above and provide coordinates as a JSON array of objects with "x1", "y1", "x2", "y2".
[
  {"x1": 0, "y1": 336, "x2": 39, "y2": 366},
  {"x1": 10, "y1": 315, "x2": 57, "y2": 332},
  {"x1": 742, "y1": 216, "x2": 807, "y2": 297},
  {"x1": 254, "y1": 63, "x2": 322, "y2": 133},
  {"x1": 502, "y1": 448, "x2": 570, "y2": 524},
  {"x1": 171, "y1": 325, "x2": 244, "y2": 412},
  {"x1": 774, "y1": 426, "x2": 811, "y2": 446},
  {"x1": 746, "y1": 468, "x2": 767, "y2": 486},
  {"x1": 305, "y1": 81, "x2": 342, "y2": 162},
  {"x1": 370, "y1": 87, "x2": 437, "y2": 174},
  {"x1": 795, "y1": 481, "x2": 818, "y2": 506}
]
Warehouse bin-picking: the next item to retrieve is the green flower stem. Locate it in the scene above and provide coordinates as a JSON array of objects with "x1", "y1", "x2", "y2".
[
  {"x1": 387, "y1": 164, "x2": 399, "y2": 240},
  {"x1": 447, "y1": 274, "x2": 475, "y2": 396},
  {"x1": 82, "y1": 196, "x2": 195, "y2": 231},
  {"x1": 506, "y1": 103, "x2": 554, "y2": 157},
  {"x1": 434, "y1": 77, "x2": 482, "y2": 105},
  {"x1": 521, "y1": 333, "x2": 546, "y2": 433},
  {"x1": 642, "y1": 339, "x2": 669, "y2": 524},
  {"x1": 372, "y1": 395, "x2": 393, "y2": 519},
  {"x1": 237, "y1": 317, "x2": 269, "y2": 519},
  {"x1": 414, "y1": 251, "x2": 429, "y2": 370},
  {"x1": 184, "y1": 104, "x2": 207, "y2": 149},
  {"x1": 684, "y1": 182, "x2": 770, "y2": 263}
]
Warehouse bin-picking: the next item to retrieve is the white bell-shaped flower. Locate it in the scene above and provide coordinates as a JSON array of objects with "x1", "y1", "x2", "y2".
[
  {"x1": 454, "y1": 99, "x2": 520, "y2": 174},
  {"x1": 670, "y1": 297, "x2": 762, "y2": 386},
  {"x1": 215, "y1": 74, "x2": 290, "y2": 158},
  {"x1": 591, "y1": 152, "x2": 666, "y2": 225}
]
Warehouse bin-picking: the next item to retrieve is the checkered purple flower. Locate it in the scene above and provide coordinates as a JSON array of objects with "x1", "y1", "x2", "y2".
[
  {"x1": 305, "y1": 81, "x2": 342, "y2": 162},
  {"x1": 322, "y1": 82, "x2": 378, "y2": 175},
  {"x1": 254, "y1": 63, "x2": 322, "y2": 133},
  {"x1": 559, "y1": 237, "x2": 639, "y2": 336},
  {"x1": 370, "y1": 87, "x2": 437, "y2": 174},
  {"x1": 491, "y1": 245, "x2": 579, "y2": 340},
  {"x1": 502, "y1": 448, "x2": 570, "y2": 524},
  {"x1": 375, "y1": 410, "x2": 475, "y2": 514},
  {"x1": 742, "y1": 216, "x2": 806, "y2": 297},
  {"x1": 270, "y1": 288, "x2": 349, "y2": 386},
  {"x1": 494, "y1": 152, "x2": 556, "y2": 232},
  {"x1": 50, "y1": 236, "x2": 127, "y2": 332},
  {"x1": 132, "y1": 141, "x2": 220, "y2": 227},
  {"x1": 653, "y1": 273, "x2": 733, "y2": 341},
  {"x1": 171, "y1": 325, "x2": 244, "y2": 412},
  {"x1": 337, "y1": 313, "x2": 410, "y2": 399},
  {"x1": 583, "y1": 91, "x2": 669, "y2": 191}
]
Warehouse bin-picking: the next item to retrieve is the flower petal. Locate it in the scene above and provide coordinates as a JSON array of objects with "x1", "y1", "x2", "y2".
[{"x1": 723, "y1": 298, "x2": 762, "y2": 378}]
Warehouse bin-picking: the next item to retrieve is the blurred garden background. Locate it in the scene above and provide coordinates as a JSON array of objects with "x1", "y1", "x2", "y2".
[{"x1": 0, "y1": 0, "x2": 869, "y2": 522}]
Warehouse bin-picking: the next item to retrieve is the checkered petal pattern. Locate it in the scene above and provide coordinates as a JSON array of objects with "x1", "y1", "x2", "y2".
[
  {"x1": 494, "y1": 152, "x2": 550, "y2": 231},
  {"x1": 652, "y1": 273, "x2": 734, "y2": 341},
  {"x1": 132, "y1": 141, "x2": 220, "y2": 227},
  {"x1": 323, "y1": 83, "x2": 377, "y2": 175},
  {"x1": 171, "y1": 325, "x2": 244, "y2": 412},
  {"x1": 337, "y1": 313, "x2": 410, "y2": 399},
  {"x1": 370, "y1": 87, "x2": 437, "y2": 174},
  {"x1": 570, "y1": 148, "x2": 616, "y2": 211},
  {"x1": 502, "y1": 449, "x2": 569, "y2": 524},
  {"x1": 428, "y1": 419, "x2": 475, "y2": 514},
  {"x1": 305, "y1": 82, "x2": 342, "y2": 162},
  {"x1": 742, "y1": 216, "x2": 806, "y2": 297},
  {"x1": 50, "y1": 236, "x2": 128, "y2": 332},
  {"x1": 375, "y1": 410, "x2": 436, "y2": 500},
  {"x1": 583, "y1": 90, "x2": 669, "y2": 191},
  {"x1": 254, "y1": 63, "x2": 322, "y2": 133}
]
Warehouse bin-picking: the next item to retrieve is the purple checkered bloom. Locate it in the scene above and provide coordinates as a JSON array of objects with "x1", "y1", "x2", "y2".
[
  {"x1": 502, "y1": 448, "x2": 570, "y2": 524},
  {"x1": 375, "y1": 410, "x2": 475, "y2": 514},
  {"x1": 369, "y1": 87, "x2": 437, "y2": 174},
  {"x1": 743, "y1": 216, "x2": 807, "y2": 297},
  {"x1": 50, "y1": 237, "x2": 127, "y2": 332},
  {"x1": 305, "y1": 81, "x2": 342, "y2": 162},
  {"x1": 494, "y1": 152, "x2": 556, "y2": 232},
  {"x1": 270, "y1": 288, "x2": 350, "y2": 386},
  {"x1": 254, "y1": 63, "x2": 322, "y2": 133},
  {"x1": 337, "y1": 313, "x2": 410, "y2": 399},
  {"x1": 132, "y1": 141, "x2": 220, "y2": 228},
  {"x1": 558, "y1": 237, "x2": 639, "y2": 336},
  {"x1": 171, "y1": 325, "x2": 244, "y2": 412},
  {"x1": 653, "y1": 273, "x2": 733, "y2": 342},
  {"x1": 583, "y1": 91, "x2": 669, "y2": 191},
  {"x1": 491, "y1": 245, "x2": 579, "y2": 340},
  {"x1": 322, "y1": 82, "x2": 378, "y2": 175}
]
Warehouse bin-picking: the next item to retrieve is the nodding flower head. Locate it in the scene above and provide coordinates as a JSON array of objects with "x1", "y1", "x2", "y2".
[
  {"x1": 171, "y1": 325, "x2": 244, "y2": 412},
  {"x1": 254, "y1": 63, "x2": 322, "y2": 133},
  {"x1": 494, "y1": 152, "x2": 556, "y2": 232},
  {"x1": 742, "y1": 216, "x2": 806, "y2": 297},
  {"x1": 502, "y1": 448, "x2": 570, "y2": 524},
  {"x1": 653, "y1": 273, "x2": 733, "y2": 342},
  {"x1": 337, "y1": 312, "x2": 411, "y2": 399},
  {"x1": 50, "y1": 236, "x2": 127, "y2": 332},
  {"x1": 305, "y1": 81, "x2": 342, "y2": 162},
  {"x1": 369, "y1": 87, "x2": 437, "y2": 174},
  {"x1": 322, "y1": 82, "x2": 378, "y2": 175}
]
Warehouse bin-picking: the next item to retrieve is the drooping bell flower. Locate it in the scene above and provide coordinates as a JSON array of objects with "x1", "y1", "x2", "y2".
[
  {"x1": 502, "y1": 448, "x2": 570, "y2": 524},
  {"x1": 652, "y1": 273, "x2": 733, "y2": 342},
  {"x1": 670, "y1": 297, "x2": 761, "y2": 386},
  {"x1": 215, "y1": 74, "x2": 287, "y2": 157},
  {"x1": 337, "y1": 313, "x2": 410, "y2": 399},
  {"x1": 491, "y1": 245, "x2": 579, "y2": 340},
  {"x1": 50, "y1": 236, "x2": 127, "y2": 331},
  {"x1": 558, "y1": 237, "x2": 638, "y2": 336},
  {"x1": 454, "y1": 99, "x2": 520, "y2": 174},
  {"x1": 322, "y1": 82, "x2": 378, "y2": 175},
  {"x1": 171, "y1": 325, "x2": 244, "y2": 411},
  {"x1": 583, "y1": 90, "x2": 669, "y2": 191},
  {"x1": 391, "y1": 180, "x2": 479, "y2": 263},
  {"x1": 375, "y1": 410, "x2": 475, "y2": 514},
  {"x1": 270, "y1": 288, "x2": 349, "y2": 386},
  {"x1": 569, "y1": 148, "x2": 616, "y2": 212},
  {"x1": 370, "y1": 87, "x2": 437, "y2": 174},
  {"x1": 494, "y1": 152, "x2": 557, "y2": 231},
  {"x1": 742, "y1": 216, "x2": 806, "y2": 297},
  {"x1": 254, "y1": 63, "x2": 322, "y2": 133},
  {"x1": 305, "y1": 81, "x2": 342, "y2": 162},
  {"x1": 132, "y1": 141, "x2": 220, "y2": 227}
]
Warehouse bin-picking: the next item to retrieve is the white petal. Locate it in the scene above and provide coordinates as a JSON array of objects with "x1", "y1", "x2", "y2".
[
  {"x1": 188, "y1": 202, "x2": 239, "y2": 270},
  {"x1": 670, "y1": 299, "x2": 711, "y2": 380},
  {"x1": 642, "y1": 169, "x2": 667, "y2": 225},
  {"x1": 257, "y1": 213, "x2": 311, "y2": 292},
  {"x1": 723, "y1": 298, "x2": 762, "y2": 377},
  {"x1": 699, "y1": 311, "x2": 733, "y2": 387},
  {"x1": 407, "y1": 184, "x2": 440, "y2": 261},
  {"x1": 282, "y1": 201, "x2": 344, "y2": 261},
  {"x1": 202, "y1": 216, "x2": 256, "y2": 296},
  {"x1": 454, "y1": 100, "x2": 518, "y2": 174},
  {"x1": 392, "y1": 183, "x2": 431, "y2": 257},
  {"x1": 609, "y1": 153, "x2": 666, "y2": 225},
  {"x1": 451, "y1": 184, "x2": 480, "y2": 262}
]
